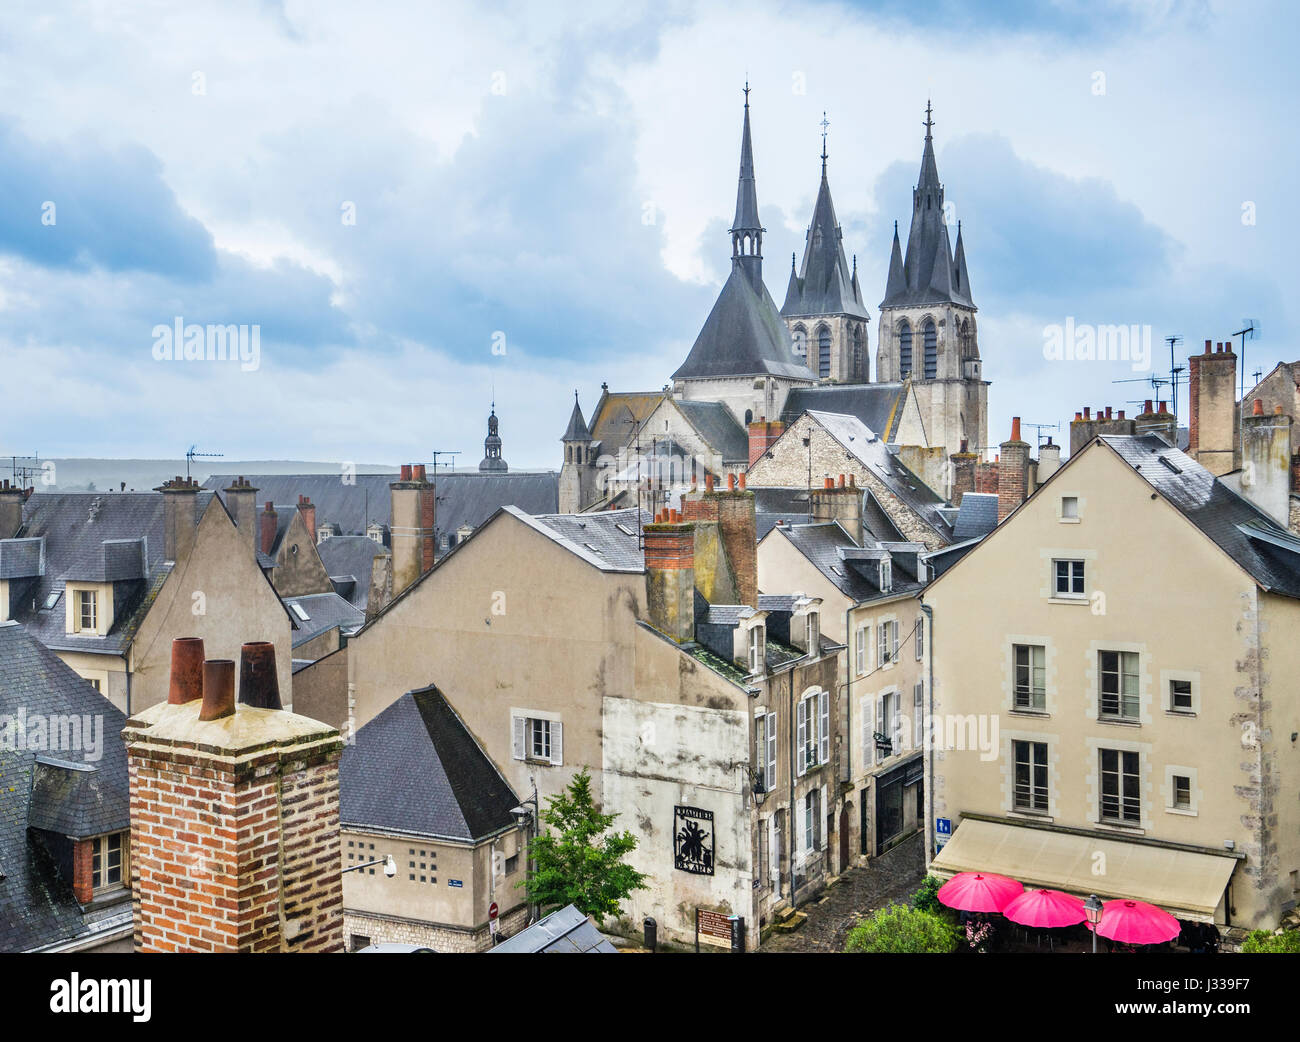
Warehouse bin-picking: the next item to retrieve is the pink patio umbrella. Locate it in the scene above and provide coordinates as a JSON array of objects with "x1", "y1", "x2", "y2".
[
  {"x1": 1096, "y1": 899, "x2": 1180, "y2": 945},
  {"x1": 1001, "y1": 888, "x2": 1086, "y2": 929},
  {"x1": 936, "y1": 872, "x2": 1024, "y2": 914}
]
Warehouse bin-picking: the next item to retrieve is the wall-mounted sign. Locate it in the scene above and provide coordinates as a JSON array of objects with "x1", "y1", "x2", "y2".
[
  {"x1": 695, "y1": 908, "x2": 732, "y2": 949},
  {"x1": 448, "y1": 879, "x2": 464, "y2": 888},
  {"x1": 674, "y1": 806, "x2": 714, "y2": 875}
]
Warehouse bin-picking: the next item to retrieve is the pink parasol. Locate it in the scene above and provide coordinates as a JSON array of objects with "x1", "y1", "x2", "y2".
[
  {"x1": 936, "y1": 872, "x2": 1024, "y2": 913},
  {"x1": 1096, "y1": 899, "x2": 1180, "y2": 945},
  {"x1": 1001, "y1": 888, "x2": 1086, "y2": 929}
]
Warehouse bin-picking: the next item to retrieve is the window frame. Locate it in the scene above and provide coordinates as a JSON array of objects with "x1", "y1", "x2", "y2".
[
  {"x1": 91, "y1": 831, "x2": 127, "y2": 893},
  {"x1": 1052, "y1": 558, "x2": 1086, "y2": 599},
  {"x1": 1012, "y1": 740, "x2": 1049, "y2": 814},
  {"x1": 1098, "y1": 650, "x2": 1140, "y2": 721},
  {"x1": 78, "y1": 589, "x2": 97, "y2": 631},
  {"x1": 1099, "y1": 748, "x2": 1141, "y2": 824},
  {"x1": 1013, "y1": 643, "x2": 1047, "y2": 711}
]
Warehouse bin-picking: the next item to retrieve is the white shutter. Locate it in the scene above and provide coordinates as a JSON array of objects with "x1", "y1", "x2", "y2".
[
  {"x1": 876, "y1": 695, "x2": 886, "y2": 763},
  {"x1": 878, "y1": 623, "x2": 887, "y2": 666},
  {"x1": 550, "y1": 720, "x2": 563, "y2": 765},
  {"x1": 892, "y1": 623, "x2": 900, "y2": 663},
  {"x1": 916, "y1": 616, "x2": 924, "y2": 660},
  {"x1": 796, "y1": 698, "x2": 807, "y2": 777},
  {"x1": 818, "y1": 689, "x2": 830, "y2": 767},
  {"x1": 861, "y1": 695, "x2": 872, "y2": 768},
  {"x1": 914, "y1": 682, "x2": 924, "y2": 748},
  {"x1": 856, "y1": 626, "x2": 866, "y2": 674},
  {"x1": 512, "y1": 716, "x2": 525, "y2": 760},
  {"x1": 765, "y1": 712, "x2": 777, "y2": 792}
]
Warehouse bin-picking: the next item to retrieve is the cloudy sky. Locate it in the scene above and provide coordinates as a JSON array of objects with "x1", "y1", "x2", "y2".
[{"x1": 0, "y1": 0, "x2": 1293, "y2": 470}]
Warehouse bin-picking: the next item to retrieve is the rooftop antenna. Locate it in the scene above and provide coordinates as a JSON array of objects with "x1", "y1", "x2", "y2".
[
  {"x1": 429, "y1": 450, "x2": 461, "y2": 480},
  {"x1": 10, "y1": 453, "x2": 41, "y2": 491},
  {"x1": 1022, "y1": 422, "x2": 1060, "y2": 450},
  {"x1": 622, "y1": 405, "x2": 646, "y2": 549},
  {"x1": 1234, "y1": 319, "x2": 1259, "y2": 398},
  {"x1": 185, "y1": 445, "x2": 223, "y2": 481},
  {"x1": 1164, "y1": 335, "x2": 1185, "y2": 422}
]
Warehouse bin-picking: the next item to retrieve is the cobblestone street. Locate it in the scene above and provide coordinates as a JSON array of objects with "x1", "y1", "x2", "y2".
[{"x1": 762, "y1": 832, "x2": 926, "y2": 953}]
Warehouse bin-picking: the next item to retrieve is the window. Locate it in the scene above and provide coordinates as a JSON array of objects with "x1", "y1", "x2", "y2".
[
  {"x1": 765, "y1": 712, "x2": 777, "y2": 791},
  {"x1": 879, "y1": 558, "x2": 892, "y2": 592},
  {"x1": 748, "y1": 625, "x2": 766, "y2": 674},
  {"x1": 791, "y1": 324, "x2": 807, "y2": 358},
  {"x1": 351, "y1": 934, "x2": 371, "y2": 952},
  {"x1": 755, "y1": 712, "x2": 777, "y2": 793},
  {"x1": 1100, "y1": 749, "x2": 1140, "y2": 824},
  {"x1": 877, "y1": 620, "x2": 899, "y2": 666},
  {"x1": 805, "y1": 612, "x2": 819, "y2": 656},
  {"x1": 915, "y1": 616, "x2": 924, "y2": 661},
  {"x1": 1061, "y1": 496, "x2": 1079, "y2": 520},
  {"x1": 512, "y1": 714, "x2": 562, "y2": 765},
  {"x1": 855, "y1": 625, "x2": 868, "y2": 675},
  {"x1": 505, "y1": 854, "x2": 519, "y2": 875},
  {"x1": 290, "y1": 602, "x2": 310, "y2": 621},
  {"x1": 1170, "y1": 679, "x2": 1193, "y2": 712},
  {"x1": 1099, "y1": 651, "x2": 1140, "y2": 720},
  {"x1": 1013, "y1": 644, "x2": 1046, "y2": 711},
  {"x1": 817, "y1": 326, "x2": 832, "y2": 379},
  {"x1": 1053, "y1": 559, "x2": 1085, "y2": 598},
  {"x1": 91, "y1": 832, "x2": 125, "y2": 892},
  {"x1": 913, "y1": 681, "x2": 923, "y2": 747},
  {"x1": 898, "y1": 322, "x2": 913, "y2": 378},
  {"x1": 1013, "y1": 741, "x2": 1049, "y2": 812},
  {"x1": 922, "y1": 319, "x2": 937, "y2": 379},
  {"x1": 877, "y1": 691, "x2": 899, "y2": 763},
  {"x1": 1172, "y1": 775, "x2": 1191, "y2": 809},
  {"x1": 796, "y1": 690, "x2": 830, "y2": 774},
  {"x1": 78, "y1": 589, "x2": 97, "y2": 631},
  {"x1": 804, "y1": 788, "x2": 822, "y2": 852},
  {"x1": 88, "y1": 678, "x2": 102, "y2": 693}
]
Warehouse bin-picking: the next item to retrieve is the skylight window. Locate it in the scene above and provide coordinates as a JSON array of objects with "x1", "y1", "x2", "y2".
[
  {"x1": 616, "y1": 523, "x2": 635, "y2": 536},
  {"x1": 42, "y1": 591, "x2": 60, "y2": 610},
  {"x1": 290, "y1": 603, "x2": 311, "y2": 621},
  {"x1": 583, "y1": 542, "x2": 604, "y2": 554}
]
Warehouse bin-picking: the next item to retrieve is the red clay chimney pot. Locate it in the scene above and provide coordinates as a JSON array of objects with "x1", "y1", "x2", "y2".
[
  {"x1": 167, "y1": 637, "x2": 206, "y2": 705},
  {"x1": 238, "y1": 642, "x2": 282, "y2": 710},
  {"x1": 198, "y1": 659, "x2": 236, "y2": 722}
]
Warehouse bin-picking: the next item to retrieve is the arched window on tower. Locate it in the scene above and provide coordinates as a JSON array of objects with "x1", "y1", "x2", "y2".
[
  {"x1": 744, "y1": 409, "x2": 753, "y2": 425},
  {"x1": 960, "y1": 318, "x2": 974, "y2": 358},
  {"x1": 853, "y1": 325, "x2": 865, "y2": 381},
  {"x1": 817, "y1": 325, "x2": 832, "y2": 379},
  {"x1": 898, "y1": 321, "x2": 913, "y2": 379},
  {"x1": 923, "y1": 319, "x2": 938, "y2": 380},
  {"x1": 791, "y1": 324, "x2": 807, "y2": 360}
]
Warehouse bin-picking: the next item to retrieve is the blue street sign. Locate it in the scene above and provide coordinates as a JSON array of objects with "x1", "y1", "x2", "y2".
[
  {"x1": 448, "y1": 879, "x2": 464, "y2": 888},
  {"x1": 936, "y1": 817, "x2": 952, "y2": 836}
]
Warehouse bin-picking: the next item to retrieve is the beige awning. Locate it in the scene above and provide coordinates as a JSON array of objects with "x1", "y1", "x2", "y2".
[{"x1": 931, "y1": 818, "x2": 1238, "y2": 923}]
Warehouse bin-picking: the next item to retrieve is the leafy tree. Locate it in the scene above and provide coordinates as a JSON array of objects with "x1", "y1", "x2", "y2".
[
  {"x1": 911, "y1": 875, "x2": 946, "y2": 916},
  {"x1": 518, "y1": 768, "x2": 647, "y2": 923},
  {"x1": 1241, "y1": 928, "x2": 1300, "y2": 953},
  {"x1": 845, "y1": 903, "x2": 959, "y2": 954}
]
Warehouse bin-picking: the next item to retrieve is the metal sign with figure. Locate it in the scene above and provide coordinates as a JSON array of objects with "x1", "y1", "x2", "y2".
[{"x1": 673, "y1": 806, "x2": 715, "y2": 875}]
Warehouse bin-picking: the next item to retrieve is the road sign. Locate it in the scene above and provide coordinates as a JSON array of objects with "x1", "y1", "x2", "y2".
[
  {"x1": 936, "y1": 817, "x2": 952, "y2": 836},
  {"x1": 489, "y1": 901, "x2": 499, "y2": 921}
]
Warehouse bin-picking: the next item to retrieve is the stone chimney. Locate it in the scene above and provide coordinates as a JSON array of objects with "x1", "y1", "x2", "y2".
[
  {"x1": 0, "y1": 480, "x2": 26, "y2": 539},
  {"x1": 997, "y1": 418, "x2": 1030, "y2": 521},
  {"x1": 811, "y1": 474, "x2": 863, "y2": 544},
  {"x1": 123, "y1": 637, "x2": 344, "y2": 953},
  {"x1": 390, "y1": 464, "x2": 437, "y2": 598},
  {"x1": 297, "y1": 494, "x2": 317, "y2": 544},
  {"x1": 1189, "y1": 340, "x2": 1238, "y2": 475},
  {"x1": 643, "y1": 516, "x2": 696, "y2": 643},
  {"x1": 1036, "y1": 438, "x2": 1062, "y2": 487},
  {"x1": 223, "y1": 477, "x2": 259, "y2": 556},
  {"x1": 154, "y1": 476, "x2": 200, "y2": 562},
  {"x1": 747, "y1": 418, "x2": 784, "y2": 466},
  {"x1": 1136, "y1": 400, "x2": 1177, "y2": 447},
  {"x1": 949, "y1": 440, "x2": 978, "y2": 506},
  {"x1": 260, "y1": 501, "x2": 279, "y2": 557},
  {"x1": 1239, "y1": 401, "x2": 1293, "y2": 526}
]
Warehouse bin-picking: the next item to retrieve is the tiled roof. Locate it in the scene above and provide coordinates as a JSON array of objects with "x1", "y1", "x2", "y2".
[
  {"x1": 284, "y1": 592, "x2": 366, "y2": 648},
  {"x1": 340, "y1": 685, "x2": 518, "y2": 843},
  {"x1": 0, "y1": 537, "x2": 43, "y2": 579},
  {"x1": 0, "y1": 623, "x2": 130, "y2": 952},
  {"x1": 524, "y1": 507, "x2": 649, "y2": 573},
  {"x1": 587, "y1": 391, "x2": 665, "y2": 453},
  {"x1": 770, "y1": 522, "x2": 926, "y2": 603},
  {"x1": 675, "y1": 399, "x2": 750, "y2": 464},
  {"x1": 952, "y1": 493, "x2": 999, "y2": 540},
  {"x1": 780, "y1": 384, "x2": 906, "y2": 441},
  {"x1": 316, "y1": 536, "x2": 387, "y2": 611}
]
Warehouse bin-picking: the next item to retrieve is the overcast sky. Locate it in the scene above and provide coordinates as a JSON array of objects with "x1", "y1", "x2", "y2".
[{"x1": 0, "y1": 0, "x2": 1293, "y2": 469}]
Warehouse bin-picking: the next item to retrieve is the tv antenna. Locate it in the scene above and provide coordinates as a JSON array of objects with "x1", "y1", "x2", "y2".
[
  {"x1": 10, "y1": 453, "x2": 42, "y2": 491},
  {"x1": 185, "y1": 445, "x2": 223, "y2": 481},
  {"x1": 1022, "y1": 422, "x2": 1060, "y2": 450},
  {"x1": 429, "y1": 451, "x2": 461, "y2": 479},
  {"x1": 1234, "y1": 319, "x2": 1259, "y2": 398}
]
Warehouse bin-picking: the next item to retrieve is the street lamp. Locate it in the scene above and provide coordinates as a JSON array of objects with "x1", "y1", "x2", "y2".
[
  {"x1": 510, "y1": 780, "x2": 541, "y2": 924},
  {"x1": 1084, "y1": 894, "x2": 1103, "y2": 953},
  {"x1": 343, "y1": 853, "x2": 397, "y2": 877}
]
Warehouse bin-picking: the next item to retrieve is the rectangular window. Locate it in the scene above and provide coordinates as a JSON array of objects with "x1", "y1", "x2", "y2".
[
  {"x1": 1013, "y1": 741, "x2": 1049, "y2": 812},
  {"x1": 78, "y1": 590, "x2": 97, "y2": 631},
  {"x1": 806, "y1": 612, "x2": 819, "y2": 655},
  {"x1": 1099, "y1": 651, "x2": 1140, "y2": 720},
  {"x1": 1061, "y1": 496, "x2": 1079, "y2": 519},
  {"x1": 1170, "y1": 679, "x2": 1193, "y2": 712},
  {"x1": 877, "y1": 620, "x2": 898, "y2": 666},
  {"x1": 1013, "y1": 644, "x2": 1046, "y2": 711},
  {"x1": 877, "y1": 692, "x2": 897, "y2": 764},
  {"x1": 1173, "y1": 775, "x2": 1191, "y2": 809},
  {"x1": 1100, "y1": 749, "x2": 1140, "y2": 823},
  {"x1": 765, "y1": 712, "x2": 777, "y2": 792},
  {"x1": 513, "y1": 714, "x2": 562, "y2": 765},
  {"x1": 1053, "y1": 559, "x2": 1086, "y2": 598},
  {"x1": 913, "y1": 681, "x2": 923, "y2": 748},
  {"x1": 530, "y1": 718, "x2": 551, "y2": 760},
  {"x1": 804, "y1": 789, "x2": 822, "y2": 852},
  {"x1": 797, "y1": 692, "x2": 829, "y2": 773},
  {"x1": 748, "y1": 625, "x2": 765, "y2": 674},
  {"x1": 856, "y1": 625, "x2": 868, "y2": 675},
  {"x1": 91, "y1": 832, "x2": 125, "y2": 891},
  {"x1": 915, "y1": 616, "x2": 924, "y2": 661},
  {"x1": 879, "y1": 559, "x2": 892, "y2": 593}
]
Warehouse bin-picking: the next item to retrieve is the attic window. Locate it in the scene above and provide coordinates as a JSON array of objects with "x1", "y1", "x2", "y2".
[
  {"x1": 616, "y1": 523, "x2": 635, "y2": 536},
  {"x1": 879, "y1": 559, "x2": 893, "y2": 593},
  {"x1": 42, "y1": 591, "x2": 60, "y2": 610},
  {"x1": 583, "y1": 542, "x2": 603, "y2": 554},
  {"x1": 1158, "y1": 456, "x2": 1182, "y2": 474},
  {"x1": 290, "y1": 603, "x2": 311, "y2": 621}
]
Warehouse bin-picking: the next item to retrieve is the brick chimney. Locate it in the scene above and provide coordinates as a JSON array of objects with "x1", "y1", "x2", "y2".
[
  {"x1": 223, "y1": 477, "x2": 259, "y2": 556},
  {"x1": 154, "y1": 476, "x2": 200, "y2": 562},
  {"x1": 0, "y1": 479, "x2": 26, "y2": 539},
  {"x1": 1136, "y1": 400, "x2": 1177, "y2": 447},
  {"x1": 123, "y1": 637, "x2": 345, "y2": 952},
  {"x1": 997, "y1": 417, "x2": 1030, "y2": 521},
  {"x1": 1189, "y1": 340, "x2": 1238, "y2": 475},
  {"x1": 747, "y1": 418, "x2": 784, "y2": 466},
  {"x1": 390, "y1": 464, "x2": 436, "y2": 597},
  {"x1": 297, "y1": 494, "x2": 317, "y2": 544},
  {"x1": 260, "y1": 501, "x2": 279, "y2": 557},
  {"x1": 1239, "y1": 401, "x2": 1293, "y2": 526},
  {"x1": 643, "y1": 518, "x2": 696, "y2": 643},
  {"x1": 949, "y1": 440, "x2": 978, "y2": 506},
  {"x1": 811, "y1": 473, "x2": 864, "y2": 544}
]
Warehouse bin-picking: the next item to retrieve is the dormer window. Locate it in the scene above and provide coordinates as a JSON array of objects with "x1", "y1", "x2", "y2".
[
  {"x1": 879, "y1": 558, "x2": 892, "y2": 593},
  {"x1": 748, "y1": 625, "x2": 766, "y2": 674},
  {"x1": 78, "y1": 590, "x2": 97, "y2": 631}
]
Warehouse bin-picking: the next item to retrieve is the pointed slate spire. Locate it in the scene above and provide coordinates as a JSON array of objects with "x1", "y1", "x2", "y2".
[
  {"x1": 562, "y1": 390, "x2": 591, "y2": 442},
  {"x1": 782, "y1": 251, "x2": 802, "y2": 312},
  {"x1": 917, "y1": 98, "x2": 941, "y2": 192},
  {"x1": 851, "y1": 253, "x2": 863, "y2": 306},
  {"x1": 953, "y1": 220, "x2": 973, "y2": 305},
  {"x1": 883, "y1": 221, "x2": 906, "y2": 302},
  {"x1": 729, "y1": 83, "x2": 764, "y2": 288}
]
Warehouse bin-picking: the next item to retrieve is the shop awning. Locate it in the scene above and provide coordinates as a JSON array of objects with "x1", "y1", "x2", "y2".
[{"x1": 931, "y1": 818, "x2": 1238, "y2": 923}]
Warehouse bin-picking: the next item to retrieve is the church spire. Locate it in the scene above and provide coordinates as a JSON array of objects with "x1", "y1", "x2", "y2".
[
  {"x1": 729, "y1": 83, "x2": 764, "y2": 287},
  {"x1": 479, "y1": 401, "x2": 508, "y2": 471}
]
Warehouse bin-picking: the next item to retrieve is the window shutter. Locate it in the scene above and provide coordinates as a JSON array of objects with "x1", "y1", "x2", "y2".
[
  {"x1": 550, "y1": 720, "x2": 564, "y2": 765},
  {"x1": 876, "y1": 695, "x2": 886, "y2": 762},
  {"x1": 818, "y1": 690, "x2": 830, "y2": 766},
  {"x1": 916, "y1": 616, "x2": 924, "y2": 660},
  {"x1": 892, "y1": 623, "x2": 899, "y2": 663},
  {"x1": 878, "y1": 623, "x2": 887, "y2": 665},
  {"x1": 856, "y1": 626, "x2": 867, "y2": 674},
  {"x1": 914, "y1": 682, "x2": 924, "y2": 747},
  {"x1": 512, "y1": 716, "x2": 525, "y2": 761},
  {"x1": 765, "y1": 712, "x2": 777, "y2": 792},
  {"x1": 796, "y1": 699, "x2": 807, "y2": 777},
  {"x1": 861, "y1": 695, "x2": 872, "y2": 767}
]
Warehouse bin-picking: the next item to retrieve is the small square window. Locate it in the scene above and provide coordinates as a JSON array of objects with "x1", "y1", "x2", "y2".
[
  {"x1": 1053, "y1": 559, "x2": 1085, "y2": 598},
  {"x1": 1173, "y1": 775, "x2": 1191, "y2": 808},
  {"x1": 1061, "y1": 496, "x2": 1079, "y2": 519},
  {"x1": 1170, "y1": 679, "x2": 1193, "y2": 712}
]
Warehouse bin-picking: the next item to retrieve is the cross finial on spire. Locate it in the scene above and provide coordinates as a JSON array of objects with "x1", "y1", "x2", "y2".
[
  {"x1": 820, "y1": 111, "x2": 830, "y2": 172},
  {"x1": 743, "y1": 80, "x2": 750, "y2": 107},
  {"x1": 924, "y1": 99, "x2": 934, "y2": 138}
]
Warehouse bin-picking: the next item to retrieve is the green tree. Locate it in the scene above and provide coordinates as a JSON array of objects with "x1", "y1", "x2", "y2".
[
  {"x1": 1241, "y1": 928, "x2": 1300, "y2": 953},
  {"x1": 518, "y1": 768, "x2": 647, "y2": 923},
  {"x1": 845, "y1": 903, "x2": 959, "y2": 954},
  {"x1": 910, "y1": 875, "x2": 946, "y2": 916}
]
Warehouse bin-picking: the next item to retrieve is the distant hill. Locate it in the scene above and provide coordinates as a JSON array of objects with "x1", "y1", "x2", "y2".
[{"x1": 6, "y1": 459, "x2": 399, "y2": 493}]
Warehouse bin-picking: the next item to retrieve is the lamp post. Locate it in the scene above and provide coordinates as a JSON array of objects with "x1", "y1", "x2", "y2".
[
  {"x1": 1084, "y1": 894, "x2": 1103, "y2": 953},
  {"x1": 343, "y1": 854, "x2": 397, "y2": 877},
  {"x1": 510, "y1": 779, "x2": 541, "y2": 924}
]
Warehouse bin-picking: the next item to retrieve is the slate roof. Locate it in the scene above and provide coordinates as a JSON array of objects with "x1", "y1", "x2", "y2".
[
  {"x1": 1102, "y1": 435, "x2": 1300, "y2": 599},
  {"x1": 487, "y1": 904, "x2": 617, "y2": 954},
  {"x1": 770, "y1": 522, "x2": 927, "y2": 603},
  {"x1": 0, "y1": 623, "x2": 130, "y2": 952},
  {"x1": 675, "y1": 399, "x2": 750, "y2": 464},
  {"x1": 562, "y1": 393, "x2": 592, "y2": 442},
  {"x1": 754, "y1": 486, "x2": 812, "y2": 539},
  {"x1": 340, "y1": 685, "x2": 519, "y2": 843},
  {"x1": 524, "y1": 507, "x2": 649, "y2": 573},
  {"x1": 781, "y1": 167, "x2": 870, "y2": 320},
  {"x1": 285, "y1": 592, "x2": 366, "y2": 648},
  {"x1": 587, "y1": 391, "x2": 665, "y2": 453},
  {"x1": 316, "y1": 535, "x2": 387, "y2": 611},
  {"x1": 780, "y1": 384, "x2": 907, "y2": 441},
  {"x1": 0, "y1": 537, "x2": 43, "y2": 579},
  {"x1": 206, "y1": 472, "x2": 559, "y2": 548},
  {"x1": 6, "y1": 492, "x2": 214, "y2": 656},
  {"x1": 952, "y1": 493, "x2": 999, "y2": 540}
]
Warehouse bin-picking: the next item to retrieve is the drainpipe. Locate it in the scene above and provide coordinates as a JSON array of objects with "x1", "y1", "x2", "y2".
[
  {"x1": 123, "y1": 654, "x2": 132, "y2": 716},
  {"x1": 844, "y1": 602, "x2": 854, "y2": 856},
  {"x1": 788, "y1": 664, "x2": 797, "y2": 907},
  {"x1": 921, "y1": 602, "x2": 935, "y2": 866}
]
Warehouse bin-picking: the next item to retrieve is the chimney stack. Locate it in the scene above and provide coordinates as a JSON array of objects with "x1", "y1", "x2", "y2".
[
  {"x1": 643, "y1": 518, "x2": 696, "y2": 643},
  {"x1": 123, "y1": 644, "x2": 345, "y2": 952},
  {"x1": 997, "y1": 417, "x2": 1030, "y2": 522},
  {"x1": 1189, "y1": 338, "x2": 1238, "y2": 475},
  {"x1": 949, "y1": 439, "x2": 978, "y2": 507},
  {"x1": 811, "y1": 472, "x2": 864, "y2": 544},
  {"x1": 1238, "y1": 399, "x2": 1293, "y2": 526},
  {"x1": 260, "y1": 501, "x2": 279, "y2": 557},
  {"x1": 1137, "y1": 399, "x2": 1178, "y2": 447},
  {"x1": 680, "y1": 472, "x2": 758, "y2": 608},
  {"x1": 390, "y1": 464, "x2": 436, "y2": 597},
  {"x1": 0, "y1": 479, "x2": 26, "y2": 539},
  {"x1": 154, "y1": 476, "x2": 200, "y2": 562},
  {"x1": 747, "y1": 418, "x2": 784, "y2": 466},
  {"x1": 297, "y1": 495, "x2": 317, "y2": 544},
  {"x1": 223, "y1": 477, "x2": 259, "y2": 556}
]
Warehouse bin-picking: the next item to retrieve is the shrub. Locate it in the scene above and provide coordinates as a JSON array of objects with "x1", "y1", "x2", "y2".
[
  {"x1": 911, "y1": 875, "x2": 946, "y2": 915},
  {"x1": 845, "y1": 903, "x2": 960, "y2": 953},
  {"x1": 1241, "y1": 928, "x2": 1300, "y2": 953}
]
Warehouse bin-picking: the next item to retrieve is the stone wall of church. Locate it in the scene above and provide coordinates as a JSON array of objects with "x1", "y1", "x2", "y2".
[
  {"x1": 674, "y1": 375, "x2": 811, "y2": 429},
  {"x1": 876, "y1": 304, "x2": 978, "y2": 384},
  {"x1": 785, "y1": 314, "x2": 869, "y2": 383}
]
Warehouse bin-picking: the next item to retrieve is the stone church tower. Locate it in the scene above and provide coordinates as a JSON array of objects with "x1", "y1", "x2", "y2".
[
  {"x1": 781, "y1": 126, "x2": 871, "y2": 384},
  {"x1": 478, "y1": 404, "x2": 508, "y2": 472},
  {"x1": 559, "y1": 391, "x2": 597, "y2": 514},
  {"x1": 876, "y1": 103, "x2": 988, "y2": 458}
]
